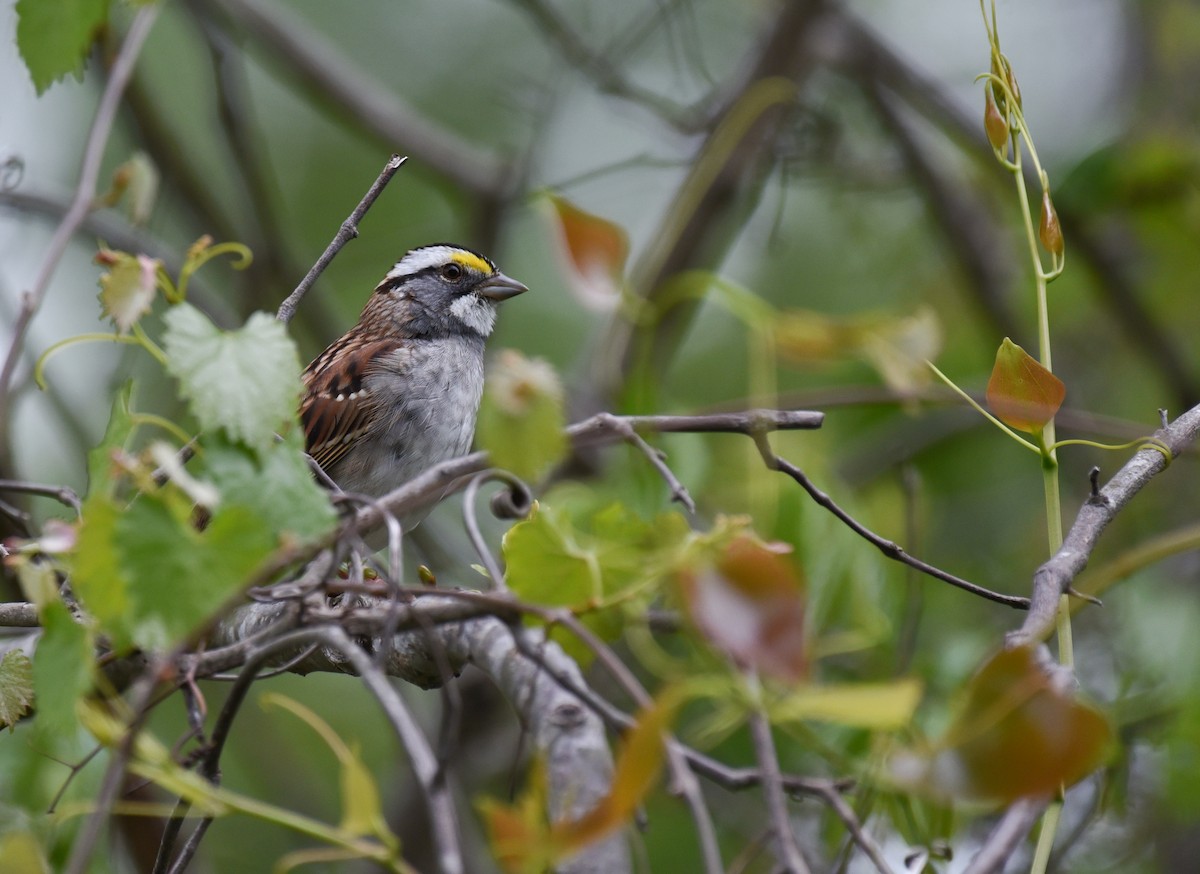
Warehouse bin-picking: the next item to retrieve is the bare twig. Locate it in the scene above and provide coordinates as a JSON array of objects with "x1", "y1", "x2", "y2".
[
  {"x1": 812, "y1": 783, "x2": 894, "y2": 874},
  {"x1": 746, "y1": 675, "x2": 811, "y2": 874},
  {"x1": 0, "y1": 5, "x2": 161, "y2": 470},
  {"x1": 461, "y1": 469, "x2": 531, "y2": 590},
  {"x1": 752, "y1": 433, "x2": 1030, "y2": 609},
  {"x1": 0, "y1": 602, "x2": 40, "y2": 627},
  {"x1": 306, "y1": 625, "x2": 466, "y2": 874},
  {"x1": 0, "y1": 478, "x2": 82, "y2": 514},
  {"x1": 962, "y1": 799, "x2": 1046, "y2": 874},
  {"x1": 1011, "y1": 402, "x2": 1200, "y2": 646},
  {"x1": 276, "y1": 154, "x2": 407, "y2": 323}
]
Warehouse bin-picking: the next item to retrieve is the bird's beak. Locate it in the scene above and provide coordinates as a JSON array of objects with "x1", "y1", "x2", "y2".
[{"x1": 476, "y1": 271, "x2": 528, "y2": 301}]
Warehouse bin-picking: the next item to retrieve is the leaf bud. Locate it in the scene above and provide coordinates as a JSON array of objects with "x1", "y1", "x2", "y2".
[
  {"x1": 984, "y1": 88, "x2": 1008, "y2": 150},
  {"x1": 1038, "y1": 191, "x2": 1064, "y2": 256}
]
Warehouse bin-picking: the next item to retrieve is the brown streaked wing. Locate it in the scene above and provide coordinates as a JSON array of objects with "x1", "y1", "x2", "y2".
[{"x1": 300, "y1": 333, "x2": 403, "y2": 472}]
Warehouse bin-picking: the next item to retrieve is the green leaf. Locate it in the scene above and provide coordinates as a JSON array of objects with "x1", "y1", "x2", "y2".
[
  {"x1": 114, "y1": 497, "x2": 274, "y2": 651},
  {"x1": 503, "y1": 503, "x2": 691, "y2": 664},
  {"x1": 15, "y1": 0, "x2": 110, "y2": 94},
  {"x1": 0, "y1": 829, "x2": 52, "y2": 874},
  {"x1": 202, "y1": 431, "x2": 336, "y2": 543},
  {"x1": 71, "y1": 495, "x2": 133, "y2": 649},
  {"x1": 503, "y1": 503, "x2": 598, "y2": 610},
  {"x1": 0, "y1": 650, "x2": 35, "y2": 730},
  {"x1": 163, "y1": 304, "x2": 303, "y2": 451},
  {"x1": 773, "y1": 679, "x2": 922, "y2": 729},
  {"x1": 98, "y1": 249, "x2": 158, "y2": 334},
  {"x1": 32, "y1": 600, "x2": 93, "y2": 741},
  {"x1": 86, "y1": 381, "x2": 134, "y2": 499},
  {"x1": 477, "y1": 350, "x2": 568, "y2": 482}
]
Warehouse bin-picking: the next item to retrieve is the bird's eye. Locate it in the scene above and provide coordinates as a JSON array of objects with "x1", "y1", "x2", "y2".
[{"x1": 440, "y1": 263, "x2": 463, "y2": 282}]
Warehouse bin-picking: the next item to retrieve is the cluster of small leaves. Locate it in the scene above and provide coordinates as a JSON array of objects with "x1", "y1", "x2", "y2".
[{"x1": 3, "y1": 240, "x2": 336, "y2": 742}]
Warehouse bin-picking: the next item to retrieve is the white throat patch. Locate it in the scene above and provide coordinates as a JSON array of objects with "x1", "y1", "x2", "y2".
[{"x1": 449, "y1": 293, "x2": 498, "y2": 336}]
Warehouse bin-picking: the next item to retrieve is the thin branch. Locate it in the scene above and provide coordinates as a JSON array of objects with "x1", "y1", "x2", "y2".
[
  {"x1": 574, "y1": 413, "x2": 697, "y2": 513},
  {"x1": 962, "y1": 799, "x2": 1046, "y2": 874},
  {"x1": 247, "y1": 409, "x2": 825, "y2": 591},
  {"x1": 461, "y1": 469, "x2": 531, "y2": 590},
  {"x1": 305, "y1": 625, "x2": 466, "y2": 874},
  {"x1": 276, "y1": 154, "x2": 407, "y2": 323},
  {"x1": 0, "y1": 602, "x2": 40, "y2": 627},
  {"x1": 752, "y1": 433, "x2": 1030, "y2": 609},
  {"x1": 0, "y1": 478, "x2": 82, "y2": 514},
  {"x1": 746, "y1": 675, "x2": 812, "y2": 874},
  {"x1": 1011, "y1": 402, "x2": 1200, "y2": 646},
  {"x1": 506, "y1": 0, "x2": 702, "y2": 130},
  {"x1": 0, "y1": 5, "x2": 161, "y2": 468},
  {"x1": 812, "y1": 783, "x2": 894, "y2": 874}
]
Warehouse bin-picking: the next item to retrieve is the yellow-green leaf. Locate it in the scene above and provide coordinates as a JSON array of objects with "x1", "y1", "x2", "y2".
[
  {"x1": 477, "y1": 350, "x2": 567, "y2": 482},
  {"x1": 0, "y1": 829, "x2": 51, "y2": 874},
  {"x1": 773, "y1": 679, "x2": 922, "y2": 730},
  {"x1": 97, "y1": 249, "x2": 159, "y2": 335}
]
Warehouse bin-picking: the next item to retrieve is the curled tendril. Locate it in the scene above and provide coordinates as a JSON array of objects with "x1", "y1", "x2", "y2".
[
  {"x1": 173, "y1": 241, "x2": 254, "y2": 303},
  {"x1": 462, "y1": 469, "x2": 534, "y2": 590},
  {"x1": 1, "y1": 156, "x2": 24, "y2": 191}
]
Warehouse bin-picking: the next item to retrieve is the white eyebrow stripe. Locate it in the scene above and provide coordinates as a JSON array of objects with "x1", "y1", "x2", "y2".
[{"x1": 385, "y1": 245, "x2": 491, "y2": 280}]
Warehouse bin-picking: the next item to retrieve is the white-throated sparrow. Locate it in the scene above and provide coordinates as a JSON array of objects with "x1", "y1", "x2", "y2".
[{"x1": 300, "y1": 244, "x2": 527, "y2": 506}]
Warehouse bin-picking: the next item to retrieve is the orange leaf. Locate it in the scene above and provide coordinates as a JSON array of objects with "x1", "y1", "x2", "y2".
[
  {"x1": 678, "y1": 535, "x2": 807, "y2": 681},
  {"x1": 892, "y1": 646, "x2": 1112, "y2": 803},
  {"x1": 985, "y1": 338, "x2": 1065, "y2": 433},
  {"x1": 479, "y1": 761, "x2": 555, "y2": 874},
  {"x1": 545, "y1": 194, "x2": 628, "y2": 311},
  {"x1": 552, "y1": 693, "x2": 678, "y2": 854}
]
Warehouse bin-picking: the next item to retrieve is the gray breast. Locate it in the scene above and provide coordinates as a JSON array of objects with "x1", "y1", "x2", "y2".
[{"x1": 333, "y1": 335, "x2": 486, "y2": 497}]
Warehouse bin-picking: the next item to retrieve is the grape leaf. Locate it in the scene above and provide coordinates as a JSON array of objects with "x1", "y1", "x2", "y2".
[
  {"x1": 0, "y1": 650, "x2": 35, "y2": 730},
  {"x1": 202, "y1": 431, "x2": 336, "y2": 543},
  {"x1": 15, "y1": 0, "x2": 110, "y2": 94},
  {"x1": 163, "y1": 304, "x2": 303, "y2": 451}
]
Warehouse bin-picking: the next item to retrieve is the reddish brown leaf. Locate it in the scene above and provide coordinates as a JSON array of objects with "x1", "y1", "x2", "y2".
[
  {"x1": 892, "y1": 646, "x2": 1112, "y2": 803},
  {"x1": 984, "y1": 88, "x2": 1008, "y2": 150},
  {"x1": 1038, "y1": 190, "x2": 1064, "y2": 256},
  {"x1": 678, "y1": 535, "x2": 807, "y2": 681},
  {"x1": 545, "y1": 194, "x2": 628, "y2": 311},
  {"x1": 985, "y1": 338, "x2": 1065, "y2": 434}
]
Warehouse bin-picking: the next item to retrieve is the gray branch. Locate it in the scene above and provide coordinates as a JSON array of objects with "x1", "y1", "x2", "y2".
[
  {"x1": 202, "y1": 597, "x2": 630, "y2": 874},
  {"x1": 1010, "y1": 402, "x2": 1200, "y2": 646}
]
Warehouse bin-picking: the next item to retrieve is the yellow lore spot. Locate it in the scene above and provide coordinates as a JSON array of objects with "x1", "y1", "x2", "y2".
[{"x1": 451, "y1": 250, "x2": 494, "y2": 276}]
